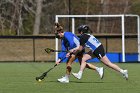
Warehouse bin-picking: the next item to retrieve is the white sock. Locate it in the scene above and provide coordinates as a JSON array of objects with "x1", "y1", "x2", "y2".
[
  {"x1": 65, "y1": 74, "x2": 69, "y2": 79},
  {"x1": 78, "y1": 71, "x2": 83, "y2": 75},
  {"x1": 95, "y1": 67, "x2": 100, "y2": 71},
  {"x1": 120, "y1": 69, "x2": 124, "y2": 74}
]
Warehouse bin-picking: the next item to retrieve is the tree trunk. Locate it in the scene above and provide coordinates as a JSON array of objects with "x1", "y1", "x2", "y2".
[
  {"x1": 17, "y1": 0, "x2": 23, "y2": 36},
  {"x1": 33, "y1": 0, "x2": 43, "y2": 35}
]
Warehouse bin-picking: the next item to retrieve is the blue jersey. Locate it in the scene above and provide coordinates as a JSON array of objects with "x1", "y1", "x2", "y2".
[
  {"x1": 58, "y1": 32, "x2": 79, "y2": 60},
  {"x1": 80, "y1": 33, "x2": 101, "y2": 51}
]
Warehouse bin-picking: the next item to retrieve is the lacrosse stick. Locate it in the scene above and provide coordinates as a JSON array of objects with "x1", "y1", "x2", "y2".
[
  {"x1": 35, "y1": 56, "x2": 67, "y2": 82},
  {"x1": 36, "y1": 48, "x2": 68, "y2": 82},
  {"x1": 36, "y1": 64, "x2": 57, "y2": 82},
  {"x1": 44, "y1": 48, "x2": 68, "y2": 54}
]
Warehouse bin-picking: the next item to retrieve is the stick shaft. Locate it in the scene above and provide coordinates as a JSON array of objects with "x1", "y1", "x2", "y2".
[{"x1": 39, "y1": 58, "x2": 66, "y2": 79}]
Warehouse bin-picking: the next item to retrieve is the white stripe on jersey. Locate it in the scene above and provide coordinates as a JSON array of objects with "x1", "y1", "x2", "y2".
[
  {"x1": 85, "y1": 35, "x2": 101, "y2": 51},
  {"x1": 73, "y1": 37, "x2": 80, "y2": 47}
]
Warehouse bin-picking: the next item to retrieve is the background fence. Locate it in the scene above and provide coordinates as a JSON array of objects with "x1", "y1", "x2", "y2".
[
  {"x1": 0, "y1": 35, "x2": 137, "y2": 62},
  {"x1": 0, "y1": 36, "x2": 55, "y2": 62}
]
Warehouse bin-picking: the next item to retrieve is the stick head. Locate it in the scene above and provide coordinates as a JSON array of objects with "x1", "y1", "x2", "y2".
[
  {"x1": 36, "y1": 75, "x2": 46, "y2": 82},
  {"x1": 44, "y1": 48, "x2": 54, "y2": 54},
  {"x1": 37, "y1": 78, "x2": 42, "y2": 82},
  {"x1": 36, "y1": 77, "x2": 42, "y2": 82}
]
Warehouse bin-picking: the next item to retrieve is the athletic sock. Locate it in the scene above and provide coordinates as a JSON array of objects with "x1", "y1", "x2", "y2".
[
  {"x1": 65, "y1": 74, "x2": 70, "y2": 79},
  {"x1": 95, "y1": 67, "x2": 100, "y2": 72},
  {"x1": 120, "y1": 69, "x2": 124, "y2": 74},
  {"x1": 78, "y1": 71, "x2": 83, "y2": 76}
]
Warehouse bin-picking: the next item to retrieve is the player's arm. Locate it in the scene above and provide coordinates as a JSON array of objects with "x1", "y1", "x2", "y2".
[{"x1": 72, "y1": 34, "x2": 88, "y2": 55}]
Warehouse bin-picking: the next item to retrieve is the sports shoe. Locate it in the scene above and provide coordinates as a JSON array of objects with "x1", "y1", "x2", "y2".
[
  {"x1": 72, "y1": 72, "x2": 82, "y2": 79},
  {"x1": 97, "y1": 67, "x2": 104, "y2": 79},
  {"x1": 122, "y1": 70, "x2": 128, "y2": 80},
  {"x1": 57, "y1": 76, "x2": 69, "y2": 83}
]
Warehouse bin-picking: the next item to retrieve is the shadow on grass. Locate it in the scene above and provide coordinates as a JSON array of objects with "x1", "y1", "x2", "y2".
[
  {"x1": 70, "y1": 81, "x2": 104, "y2": 83},
  {"x1": 45, "y1": 80, "x2": 104, "y2": 84}
]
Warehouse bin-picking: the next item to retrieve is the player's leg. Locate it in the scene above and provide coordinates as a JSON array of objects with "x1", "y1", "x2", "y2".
[
  {"x1": 66, "y1": 54, "x2": 76, "y2": 75},
  {"x1": 86, "y1": 63, "x2": 104, "y2": 79},
  {"x1": 57, "y1": 54, "x2": 76, "y2": 83},
  {"x1": 84, "y1": 51, "x2": 104, "y2": 78},
  {"x1": 78, "y1": 56, "x2": 104, "y2": 79},
  {"x1": 76, "y1": 51, "x2": 96, "y2": 70},
  {"x1": 73, "y1": 51, "x2": 104, "y2": 79},
  {"x1": 100, "y1": 55, "x2": 128, "y2": 80},
  {"x1": 100, "y1": 55, "x2": 122, "y2": 72},
  {"x1": 77, "y1": 53, "x2": 96, "y2": 70},
  {"x1": 94, "y1": 44, "x2": 128, "y2": 80},
  {"x1": 72, "y1": 54, "x2": 90, "y2": 79}
]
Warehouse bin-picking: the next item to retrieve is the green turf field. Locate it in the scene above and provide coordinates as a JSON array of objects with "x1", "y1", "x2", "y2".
[{"x1": 0, "y1": 62, "x2": 140, "y2": 93}]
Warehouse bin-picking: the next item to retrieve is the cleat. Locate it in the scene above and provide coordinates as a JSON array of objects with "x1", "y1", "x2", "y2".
[
  {"x1": 97, "y1": 67, "x2": 104, "y2": 79},
  {"x1": 72, "y1": 73, "x2": 82, "y2": 79},
  {"x1": 122, "y1": 70, "x2": 128, "y2": 80},
  {"x1": 57, "y1": 76, "x2": 69, "y2": 83}
]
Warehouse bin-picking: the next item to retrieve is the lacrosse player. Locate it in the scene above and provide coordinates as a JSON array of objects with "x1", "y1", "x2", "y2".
[
  {"x1": 54, "y1": 23, "x2": 104, "y2": 83},
  {"x1": 71, "y1": 25, "x2": 128, "y2": 80}
]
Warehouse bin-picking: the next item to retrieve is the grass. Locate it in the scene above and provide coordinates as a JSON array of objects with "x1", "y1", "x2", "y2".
[{"x1": 0, "y1": 62, "x2": 140, "y2": 93}]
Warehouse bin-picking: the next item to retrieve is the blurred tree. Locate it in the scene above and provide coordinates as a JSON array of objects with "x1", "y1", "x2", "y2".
[
  {"x1": 33, "y1": 0, "x2": 43, "y2": 35},
  {"x1": 130, "y1": 0, "x2": 140, "y2": 15},
  {"x1": 0, "y1": 0, "x2": 139, "y2": 35}
]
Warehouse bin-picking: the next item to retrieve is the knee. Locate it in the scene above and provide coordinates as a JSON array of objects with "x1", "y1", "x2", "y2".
[
  {"x1": 66, "y1": 66, "x2": 72, "y2": 70},
  {"x1": 86, "y1": 64, "x2": 91, "y2": 69},
  {"x1": 81, "y1": 57, "x2": 87, "y2": 62}
]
